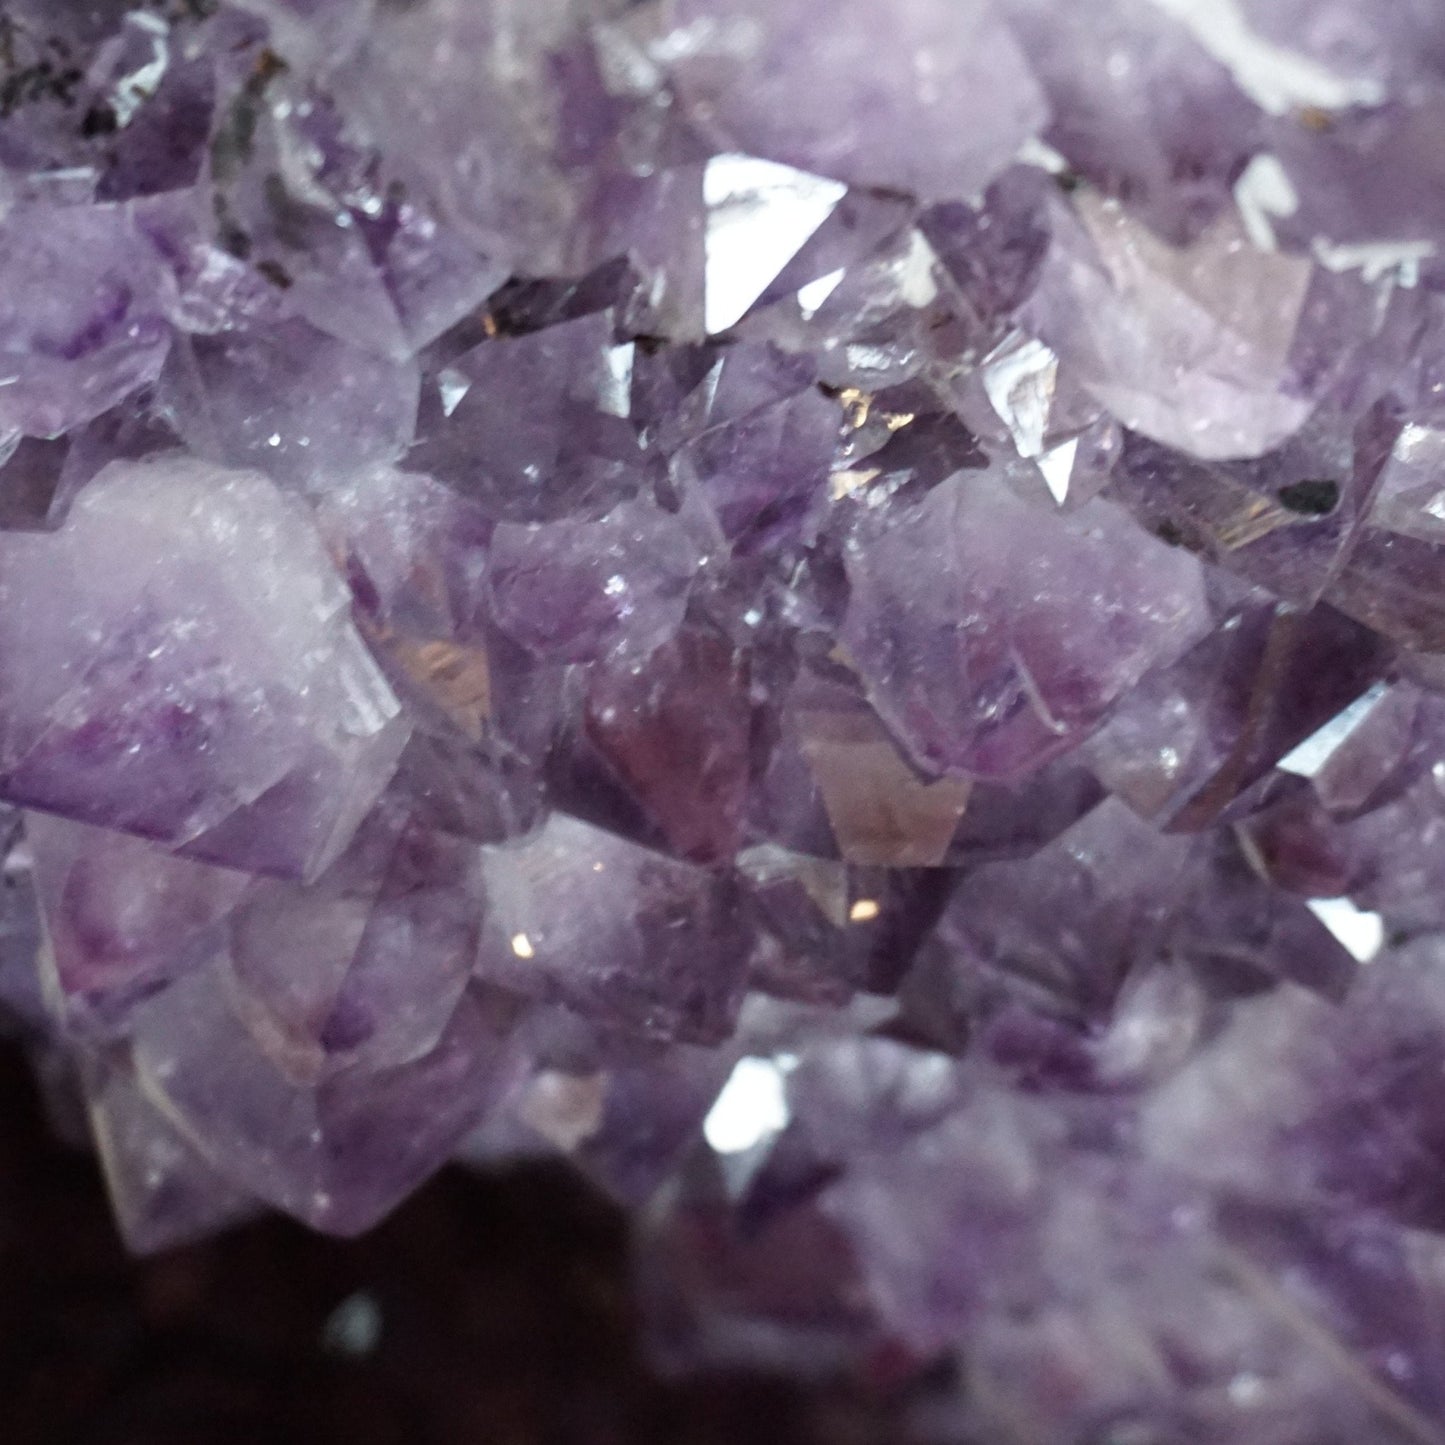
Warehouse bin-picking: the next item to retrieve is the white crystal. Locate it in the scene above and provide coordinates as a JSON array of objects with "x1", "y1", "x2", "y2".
[{"x1": 703, "y1": 155, "x2": 846, "y2": 333}]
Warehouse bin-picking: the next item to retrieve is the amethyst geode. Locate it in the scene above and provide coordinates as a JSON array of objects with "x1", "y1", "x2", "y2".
[{"x1": 9, "y1": 0, "x2": 1445, "y2": 1438}]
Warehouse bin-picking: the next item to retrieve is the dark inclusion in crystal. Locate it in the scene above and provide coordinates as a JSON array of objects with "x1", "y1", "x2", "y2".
[
  {"x1": 7, "y1": 1, "x2": 1445, "y2": 1441},
  {"x1": 1278, "y1": 478, "x2": 1341, "y2": 515}
]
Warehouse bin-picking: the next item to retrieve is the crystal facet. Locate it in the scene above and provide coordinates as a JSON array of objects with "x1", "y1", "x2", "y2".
[{"x1": 9, "y1": 4, "x2": 1445, "y2": 1439}]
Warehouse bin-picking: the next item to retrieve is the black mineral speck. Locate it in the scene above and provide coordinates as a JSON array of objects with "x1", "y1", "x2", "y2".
[
  {"x1": 1277, "y1": 478, "x2": 1340, "y2": 516},
  {"x1": 256, "y1": 258, "x2": 294, "y2": 290},
  {"x1": 80, "y1": 103, "x2": 117, "y2": 138}
]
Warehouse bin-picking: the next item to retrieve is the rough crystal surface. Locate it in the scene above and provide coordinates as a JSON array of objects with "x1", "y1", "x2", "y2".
[
  {"x1": 10, "y1": 3, "x2": 1445, "y2": 1440},
  {"x1": 0, "y1": 456, "x2": 408, "y2": 879}
]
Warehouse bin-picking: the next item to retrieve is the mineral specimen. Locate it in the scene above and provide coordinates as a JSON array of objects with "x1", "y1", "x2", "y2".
[{"x1": 6, "y1": 0, "x2": 1445, "y2": 1439}]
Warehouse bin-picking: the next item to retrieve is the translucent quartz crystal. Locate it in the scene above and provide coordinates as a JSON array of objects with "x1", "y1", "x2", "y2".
[
  {"x1": 7, "y1": 2, "x2": 1445, "y2": 1440},
  {"x1": 0, "y1": 457, "x2": 408, "y2": 879}
]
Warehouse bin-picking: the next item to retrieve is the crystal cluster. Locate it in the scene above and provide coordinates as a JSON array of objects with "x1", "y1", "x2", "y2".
[{"x1": 8, "y1": 0, "x2": 1445, "y2": 1438}]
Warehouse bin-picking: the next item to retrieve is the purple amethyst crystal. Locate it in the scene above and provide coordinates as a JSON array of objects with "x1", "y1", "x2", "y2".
[
  {"x1": 0, "y1": 202, "x2": 171, "y2": 439},
  {"x1": 841, "y1": 468, "x2": 1210, "y2": 777},
  {"x1": 0, "y1": 455, "x2": 408, "y2": 878},
  {"x1": 659, "y1": 0, "x2": 1047, "y2": 202},
  {"x1": 12, "y1": 1, "x2": 1445, "y2": 1439}
]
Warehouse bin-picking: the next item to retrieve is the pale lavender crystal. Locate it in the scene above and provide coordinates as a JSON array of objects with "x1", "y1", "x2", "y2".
[
  {"x1": 824, "y1": 1119, "x2": 1445, "y2": 1441},
  {"x1": 1237, "y1": 0, "x2": 1445, "y2": 87},
  {"x1": 165, "y1": 319, "x2": 422, "y2": 489},
  {"x1": 489, "y1": 494, "x2": 706, "y2": 662},
  {"x1": 1022, "y1": 192, "x2": 1320, "y2": 460},
  {"x1": 659, "y1": 0, "x2": 1047, "y2": 202},
  {"x1": 330, "y1": 0, "x2": 587, "y2": 272},
  {"x1": 1265, "y1": 99, "x2": 1445, "y2": 284},
  {"x1": 85, "y1": 1056, "x2": 261, "y2": 1254},
  {"x1": 1142, "y1": 939, "x2": 1445, "y2": 1229},
  {"x1": 27, "y1": 810, "x2": 248, "y2": 1027},
  {"x1": 582, "y1": 625, "x2": 754, "y2": 862},
  {"x1": 229, "y1": 0, "x2": 376, "y2": 73},
  {"x1": 14, "y1": 2, "x2": 1445, "y2": 1437},
  {"x1": 475, "y1": 1042, "x2": 737, "y2": 1207},
  {"x1": 796, "y1": 697, "x2": 974, "y2": 869},
  {"x1": 131, "y1": 961, "x2": 521, "y2": 1234},
  {"x1": 738, "y1": 845, "x2": 863, "y2": 1002},
  {"x1": 1110, "y1": 401, "x2": 1402, "y2": 610},
  {"x1": 841, "y1": 468, "x2": 1209, "y2": 778},
  {"x1": 0, "y1": 456, "x2": 407, "y2": 878},
  {"x1": 406, "y1": 310, "x2": 644, "y2": 520},
  {"x1": 223, "y1": 800, "x2": 482, "y2": 1080},
  {"x1": 1084, "y1": 598, "x2": 1389, "y2": 828},
  {"x1": 1247, "y1": 765, "x2": 1445, "y2": 936},
  {"x1": 576, "y1": 161, "x2": 708, "y2": 341},
  {"x1": 1000, "y1": 0, "x2": 1260, "y2": 242},
  {"x1": 476, "y1": 813, "x2": 748, "y2": 1045},
  {"x1": 0, "y1": 202, "x2": 170, "y2": 439},
  {"x1": 937, "y1": 797, "x2": 1195, "y2": 1020},
  {"x1": 1169, "y1": 831, "x2": 1361, "y2": 1000},
  {"x1": 316, "y1": 467, "x2": 493, "y2": 646},
  {"x1": 379, "y1": 202, "x2": 508, "y2": 353},
  {"x1": 669, "y1": 342, "x2": 839, "y2": 551}
]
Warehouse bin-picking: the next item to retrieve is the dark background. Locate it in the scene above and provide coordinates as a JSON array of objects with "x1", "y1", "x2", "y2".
[{"x1": 0, "y1": 1047, "x2": 899, "y2": 1445}]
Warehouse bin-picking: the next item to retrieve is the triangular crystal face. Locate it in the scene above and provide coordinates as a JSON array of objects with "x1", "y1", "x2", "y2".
[{"x1": 703, "y1": 154, "x2": 847, "y2": 334}]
